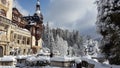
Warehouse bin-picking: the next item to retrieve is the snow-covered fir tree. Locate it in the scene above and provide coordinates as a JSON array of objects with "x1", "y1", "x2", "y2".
[
  {"x1": 83, "y1": 39, "x2": 99, "y2": 57},
  {"x1": 54, "y1": 35, "x2": 68, "y2": 56},
  {"x1": 42, "y1": 22, "x2": 101, "y2": 57},
  {"x1": 42, "y1": 23, "x2": 84, "y2": 56},
  {"x1": 96, "y1": 0, "x2": 120, "y2": 65}
]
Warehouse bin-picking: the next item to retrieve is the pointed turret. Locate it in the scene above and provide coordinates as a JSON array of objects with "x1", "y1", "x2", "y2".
[
  {"x1": 34, "y1": 0, "x2": 43, "y2": 23},
  {"x1": 36, "y1": 0, "x2": 41, "y2": 14}
]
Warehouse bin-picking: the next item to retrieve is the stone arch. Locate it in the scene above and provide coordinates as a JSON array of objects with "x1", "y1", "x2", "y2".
[{"x1": 0, "y1": 46, "x2": 3, "y2": 57}]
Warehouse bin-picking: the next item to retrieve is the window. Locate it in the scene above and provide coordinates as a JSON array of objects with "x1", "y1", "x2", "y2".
[
  {"x1": 14, "y1": 34, "x2": 16, "y2": 39},
  {"x1": 1, "y1": 0, "x2": 6, "y2": 5},
  {"x1": 17, "y1": 35, "x2": 21, "y2": 44},
  {"x1": 22, "y1": 37, "x2": 26, "y2": 44},
  {"x1": 0, "y1": 9, "x2": 6, "y2": 17},
  {"x1": 2, "y1": 62, "x2": 10, "y2": 66},
  {"x1": 14, "y1": 34, "x2": 17, "y2": 43},
  {"x1": 17, "y1": 40, "x2": 20, "y2": 44},
  {"x1": 27, "y1": 38, "x2": 30, "y2": 45},
  {"x1": 23, "y1": 49, "x2": 26, "y2": 54},
  {"x1": 10, "y1": 31, "x2": 14, "y2": 41},
  {"x1": 18, "y1": 35, "x2": 21, "y2": 40}
]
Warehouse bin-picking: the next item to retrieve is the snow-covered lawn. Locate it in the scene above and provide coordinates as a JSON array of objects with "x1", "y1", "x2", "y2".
[
  {"x1": 0, "y1": 56, "x2": 16, "y2": 61},
  {"x1": 0, "y1": 55, "x2": 120, "y2": 68},
  {"x1": 0, "y1": 66, "x2": 17, "y2": 68},
  {"x1": 51, "y1": 56, "x2": 74, "y2": 62}
]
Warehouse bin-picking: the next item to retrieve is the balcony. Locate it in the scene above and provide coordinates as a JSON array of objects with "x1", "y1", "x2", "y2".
[
  {"x1": 0, "y1": 16, "x2": 30, "y2": 33},
  {"x1": 0, "y1": 16, "x2": 12, "y2": 25}
]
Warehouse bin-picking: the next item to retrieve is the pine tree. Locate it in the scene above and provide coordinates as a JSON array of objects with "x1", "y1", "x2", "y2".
[
  {"x1": 97, "y1": 0, "x2": 120, "y2": 65},
  {"x1": 42, "y1": 22, "x2": 84, "y2": 56}
]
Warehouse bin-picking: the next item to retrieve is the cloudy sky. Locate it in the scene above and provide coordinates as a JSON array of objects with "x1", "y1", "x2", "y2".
[{"x1": 15, "y1": 0, "x2": 99, "y2": 38}]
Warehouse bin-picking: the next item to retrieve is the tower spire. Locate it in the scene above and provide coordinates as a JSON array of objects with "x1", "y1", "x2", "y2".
[
  {"x1": 35, "y1": 0, "x2": 41, "y2": 14},
  {"x1": 34, "y1": 0, "x2": 43, "y2": 23}
]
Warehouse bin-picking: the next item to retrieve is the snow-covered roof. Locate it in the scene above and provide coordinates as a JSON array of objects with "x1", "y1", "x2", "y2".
[
  {"x1": 36, "y1": 10, "x2": 41, "y2": 14},
  {"x1": 50, "y1": 56, "x2": 75, "y2": 62},
  {"x1": 81, "y1": 57, "x2": 98, "y2": 64},
  {"x1": 0, "y1": 56, "x2": 16, "y2": 62},
  {"x1": 37, "y1": 49, "x2": 50, "y2": 56},
  {"x1": 97, "y1": 54, "x2": 104, "y2": 58},
  {"x1": 26, "y1": 56, "x2": 36, "y2": 62},
  {"x1": 26, "y1": 56, "x2": 50, "y2": 62},
  {"x1": 30, "y1": 22, "x2": 36, "y2": 25},
  {"x1": 37, "y1": 53, "x2": 50, "y2": 56},
  {"x1": 37, "y1": 56, "x2": 50, "y2": 61},
  {"x1": 22, "y1": 29, "x2": 29, "y2": 32},
  {"x1": 75, "y1": 59, "x2": 81, "y2": 63},
  {"x1": 37, "y1": 51, "x2": 50, "y2": 56},
  {"x1": 16, "y1": 55, "x2": 27, "y2": 59},
  {"x1": 82, "y1": 55, "x2": 92, "y2": 59},
  {"x1": 0, "y1": 66, "x2": 16, "y2": 68}
]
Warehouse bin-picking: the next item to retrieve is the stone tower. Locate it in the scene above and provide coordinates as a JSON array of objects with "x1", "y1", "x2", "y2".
[{"x1": 34, "y1": 0, "x2": 43, "y2": 46}]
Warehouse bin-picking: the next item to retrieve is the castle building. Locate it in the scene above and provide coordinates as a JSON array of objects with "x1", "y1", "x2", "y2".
[
  {"x1": 0, "y1": 0, "x2": 13, "y2": 57},
  {"x1": 0, "y1": 0, "x2": 13, "y2": 20},
  {"x1": 0, "y1": 0, "x2": 43, "y2": 57},
  {"x1": 12, "y1": 8, "x2": 27, "y2": 28},
  {"x1": 32, "y1": 0, "x2": 43, "y2": 53},
  {"x1": 23, "y1": 0, "x2": 43, "y2": 54},
  {"x1": 0, "y1": 17, "x2": 31, "y2": 56}
]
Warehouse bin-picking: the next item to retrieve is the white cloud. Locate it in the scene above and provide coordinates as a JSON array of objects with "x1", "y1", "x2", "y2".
[
  {"x1": 45, "y1": 0, "x2": 98, "y2": 38},
  {"x1": 13, "y1": 0, "x2": 29, "y2": 16}
]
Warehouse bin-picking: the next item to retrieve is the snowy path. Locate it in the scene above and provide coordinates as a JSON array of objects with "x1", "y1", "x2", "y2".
[
  {"x1": 22, "y1": 66, "x2": 75, "y2": 68},
  {"x1": 0, "y1": 66, "x2": 16, "y2": 68},
  {"x1": 0, "y1": 65, "x2": 120, "y2": 68}
]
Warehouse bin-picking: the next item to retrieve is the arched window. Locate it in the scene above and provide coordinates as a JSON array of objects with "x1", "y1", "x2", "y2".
[{"x1": 0, "y1": 9, "x2": 6, "y2": 17}]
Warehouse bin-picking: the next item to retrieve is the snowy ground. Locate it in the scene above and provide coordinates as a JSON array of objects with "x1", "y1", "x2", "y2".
[
  {"x1": 1, "y1": 55, "x2": 120, "y2": 68},
  {"x1": 0, "y1": 64, "x2": 120, "y2": 68},
  {"x1": 0, "y1": 66, "x2": 75, "y2": 68},
  {"x1": 1, "y1": 64, "x2": 120, "y2": 68},
  {"x1": 0, "y1": 66, "x2": 16, "y2": 68},
  {"x1": 22, "y1": 66, "x2": 75, "y2": 68}
]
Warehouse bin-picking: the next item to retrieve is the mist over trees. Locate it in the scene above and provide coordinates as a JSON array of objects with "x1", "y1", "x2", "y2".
[{"x1": 96, "y1": 0, "x2": 120, "y2": 65}]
